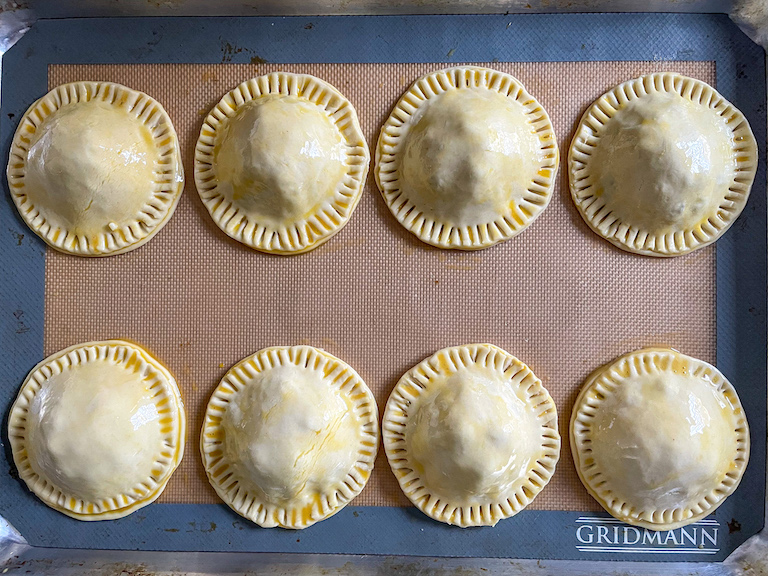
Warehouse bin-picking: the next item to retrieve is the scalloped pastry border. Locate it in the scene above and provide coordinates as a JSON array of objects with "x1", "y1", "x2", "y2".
[
  {"x1": 382, "y1": 343, "x2": 561, "y2": 527},
  {"x1": 568, "y1": 72, "x2": 758, "y2": 257},
  {"x1": 7, "y1": 340, "x2": 186, "y2": 521},
  {"x1": 375, "y1": 66, "x2": 559, "y2": 250},
  {"x1": 194, "y1": 72, "x2": 370, "y2": 255},
  {"x1": 570, "y1": 347, "x2": 750, "y2": 530},
  {"x1": 200, "y1": 345, "x2": 379, "y2": 529},
  {"x1": 7, "y1": 81, "x2": 184, "y2": 257}
]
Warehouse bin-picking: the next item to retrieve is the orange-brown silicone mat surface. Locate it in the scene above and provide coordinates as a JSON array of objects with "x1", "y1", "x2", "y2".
[{"x1": 45, "y1": 61, "x2": 715, "y2": 510}]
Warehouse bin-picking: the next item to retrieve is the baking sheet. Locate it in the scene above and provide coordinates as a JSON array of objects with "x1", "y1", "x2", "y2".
[{"x1": 0, "y1": 14, "x2": 765, "y2": 562}]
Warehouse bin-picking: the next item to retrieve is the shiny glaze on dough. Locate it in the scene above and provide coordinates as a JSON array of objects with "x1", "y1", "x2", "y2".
[
  {"x1": 401, "y1": 89, "x2": 542, "y2": 227},
  {"x1": 214, "y1": 95, "x2": 346, "y2": 227},
  {"x1": 589, "y1": 370, "x2": 737, "y2": 512},
  {"x1": 25, "y1": 100, "x2": 157, "y2": 240},
  {"x1": 27, "y1": 360, "x2": 164, "y2": 502},
  {"x1": 221, "y1": 364, "x2": 360, "y2": 506},
  {"x1": 591, "y1": 93, "x2": 733, "y2": 233},
  {"x1": 407, "y1": 365, "x2": 541, "y2": 504}
]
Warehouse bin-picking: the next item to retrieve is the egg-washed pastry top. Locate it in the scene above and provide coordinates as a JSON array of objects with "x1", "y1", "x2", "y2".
[
  {"x1": 200, "y1": 345, "x2": 378, "y2": 529},
  {"x1": 375, "y1": 66, "x2": 559, "y2": 250},
  {"x1": 7, "y1": 340, "x2": 185, "y2": 520},
  {"x1": 195, "y1": 72, "x2": 370, "y2": 255},
  {"x1": 383, "y1": 343, "x2": 560, "y2": 527},
  {"x1": 569, "y1": 73, "x2": 758, "y2": 257},
  {"x1": 7, "y1": 81, "x2": 184, "y2": 256},
  {"x1": 570, "y1": 347, "x2": 749, "y2": 530}
]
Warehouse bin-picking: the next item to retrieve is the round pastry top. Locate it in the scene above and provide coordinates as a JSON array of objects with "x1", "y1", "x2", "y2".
[
  {"x1": 589, "y1": 93, "x2": 733, "y2": 233},
  {"x1": 8, "y1": 82, "x2": 184, "y2": 256},
  {"x1": 406, "y1": 363, "x2": 545, "y2": 503},
  {"x1": 400, "y1": 88, "x2": 544, "y2": 227},
  {"x1": 569, "y1": 73, "x2": 757, "y2": 257},
  {"x1": 8, "y1": 340, "x2": 185, "y2": 520},
  {"x1": 201, "y1": 346, "x2": 378, "y2": 529},
  {"x1": 376, "y1": 67, "x2": 558, "y2": 250},
  {"x1": 221, "y1": 363, "x2": 361, "y2": 505},
  {"x1": 383, "y1": 343, "x2": 560, "y2": 527},
  {"x1": 26, "y1": 100, "x2": 157, "y2": 236},
  {"x1": 570, "y1": 348, "x2": 749, "y2": 530},
  {"x1": 213, "y1": 95, "x2": 346, "y2": 226},
  {"x1": 195, "y1": 73, "x2": 370, "y2": 255}
]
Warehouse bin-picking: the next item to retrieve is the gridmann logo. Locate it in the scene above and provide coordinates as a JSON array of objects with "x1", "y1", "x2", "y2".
[{"x1": 575, "y1": 516, "x2": 720, "y2": 555}]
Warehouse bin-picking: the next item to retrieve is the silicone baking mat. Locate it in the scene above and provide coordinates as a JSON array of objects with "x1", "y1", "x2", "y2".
[
  {"x1": 1, "y1": 14, "x2": 765, "y2": 562},
  {"x1": 47, "y1": 59, "x2": 720, "y2": 511}
]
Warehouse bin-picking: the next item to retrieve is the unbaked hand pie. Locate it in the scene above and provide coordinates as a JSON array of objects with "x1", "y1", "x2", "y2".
[
  {"x1": 383, "y1": 343, "x2": 560, "y2": 527},
  {"x1": 375, "y1": 67, "x2": 558, "y2": 250},
  {"x1": 195, "y1": 73, "x2": 369, "y2": 255},
  {"x1": 200, "y1": 346, "x2": 378, "y2": 528},
  {"x1": 570, "y1": 348, "x2": 750, "y2": 530},
  {"x1": 7, "y1": 82, "x2": 184, "y2": 256},
  {"x1": 569, "y1": 73, "x2": 758, "y2": 256},
  {"x1": 7, "y1": 340, "x2": 185, "y2": 520}
]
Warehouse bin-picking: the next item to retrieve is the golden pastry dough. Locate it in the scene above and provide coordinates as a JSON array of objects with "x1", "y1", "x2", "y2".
[
  {"x1": 569, "y1": 73, "x2": 758, "y2": 256},
  {"x1": 195, "y1": 73, "x2": 369, "y2": 255},
  {"x1": 383, "y1": 343, "x2": 560, "y2": 527},
  {"x1": 200, "y1": 346, "x2": 378, "y2": 528},
  {"x1": 7, "y1": 340, "x2": 185, "y2": 520},
  {"x1": 7, "y1": 82, "x2": 184, "y2": 256},
  {"x1": 570, "y1": 348, "x2": 750, "y2": 530},
  {"x1": 375, "y1": 67, "x2": 558, "y2": 250}
]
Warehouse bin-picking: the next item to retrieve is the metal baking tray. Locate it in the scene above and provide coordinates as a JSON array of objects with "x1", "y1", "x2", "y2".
[{"x1": 0, "y1": 4, "x2": 766, "y2": 575}]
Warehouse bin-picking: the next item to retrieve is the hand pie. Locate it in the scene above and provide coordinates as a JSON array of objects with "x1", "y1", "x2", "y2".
[
  {"x1": 383, "y1": 343, "x2": 560, "y2": 527},
  {"x1": 570, "y1": 348, "x2": 749, "y2": 530},
  {"x1": 569, "y1": 73, "x2": 758, "y2": 256},
  {"x1": 7, "y1": 82, "x2": 184, "y2": 256},
  {"x1": 195, "y1": 73, "x2": 369, "y2": 255},
  {"x1": 375, "y1": 66, "x2": 558, "y2": 250},
  {"x1": 200, "y1": 346, "x2": 378, "y2": 528},
  {"x1": 7, "y1": 340, "x2": 185, "y2": 520}
]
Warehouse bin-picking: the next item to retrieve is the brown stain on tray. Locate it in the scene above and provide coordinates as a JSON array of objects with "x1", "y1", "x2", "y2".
[{"x1": 44, "y1": 61, "x2": 716, "y2": 510}]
